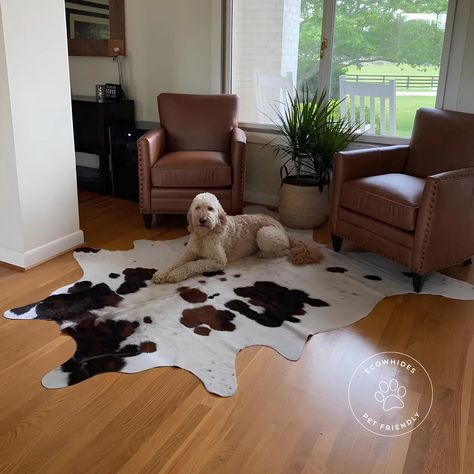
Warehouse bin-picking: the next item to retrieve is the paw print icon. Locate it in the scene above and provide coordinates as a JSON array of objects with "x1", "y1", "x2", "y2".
[{"x1": 374, "y1": 378, "x2": 407, "y2": 412}]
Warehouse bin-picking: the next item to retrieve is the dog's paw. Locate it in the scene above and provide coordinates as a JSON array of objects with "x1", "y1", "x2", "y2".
[{"x1": 152, "y1": 271, "x2": 168, "y2": 284}]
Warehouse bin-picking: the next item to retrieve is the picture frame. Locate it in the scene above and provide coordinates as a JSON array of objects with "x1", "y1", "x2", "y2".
[{"x1": 105, "y1": 83, "x2": 121, "y2": 100}]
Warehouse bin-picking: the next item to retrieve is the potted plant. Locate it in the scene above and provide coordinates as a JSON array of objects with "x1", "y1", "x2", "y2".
[{"x1": 272, "y1": 87, "x2": 360, "y2": 229}]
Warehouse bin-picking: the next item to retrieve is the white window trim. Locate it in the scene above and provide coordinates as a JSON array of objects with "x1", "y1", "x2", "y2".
[
  {"x1": 438, "y1": 0, "x2": 470, "y2": 110},
  {"x1": 224, "y1": 0, "x2": 458, "y2": 146},
  {"x1": 243, "y1": 127, "x2": 410, "y2": 146},
  {"x1": 223, "y1": 0, "x2": 233, "y2": 94},
  {"x1": 210, "y1": 0, "x2": 225, "y2": 94},
  {"x1": 436, "y1": 0, "x2": 459, "y2": 108}
]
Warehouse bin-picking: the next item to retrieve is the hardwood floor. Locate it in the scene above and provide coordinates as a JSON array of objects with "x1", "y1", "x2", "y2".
[{"x1": 0, "y1": 190, "x2": 473, "y2": 474}]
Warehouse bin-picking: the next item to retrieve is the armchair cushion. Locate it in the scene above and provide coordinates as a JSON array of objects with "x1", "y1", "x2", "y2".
[
  {"x1": 151, "y1": 151, "x2": 232, "y2": 188},
  {"x1": 340, "y1": 173, "x2": 425, "y2": 231}
]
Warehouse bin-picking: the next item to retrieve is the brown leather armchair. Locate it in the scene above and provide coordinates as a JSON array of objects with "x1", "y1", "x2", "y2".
[
  {"x1": 330, "y1": 108, "x2": 474, "y2": 292},
  {"x1": 137, "y1": 93, "x2": 246, "y2": 227}
]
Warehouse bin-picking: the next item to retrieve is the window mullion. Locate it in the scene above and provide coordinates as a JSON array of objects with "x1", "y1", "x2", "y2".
[{"x1": 318, "y1": 0, "x2": 337, "y2": 93}]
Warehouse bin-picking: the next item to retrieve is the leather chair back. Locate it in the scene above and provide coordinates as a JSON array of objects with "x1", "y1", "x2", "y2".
[
  {"x1": 158, "y1": 93, "x2": 239, "y2": 153},
  {"x1": 406, "y1": 108, "x2": 474, "y2": 178}
]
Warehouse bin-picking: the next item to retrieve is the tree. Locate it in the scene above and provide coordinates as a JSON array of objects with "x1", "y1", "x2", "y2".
[
  {"x1": 397, "y1": 0, "x2": 448, "y2": 15},
  {"x1": 297, "y1": 0, "x2": 448, "y2": 93},
  {"x1": 397, "y1": 19, "x2": 446, "y2": 67}
]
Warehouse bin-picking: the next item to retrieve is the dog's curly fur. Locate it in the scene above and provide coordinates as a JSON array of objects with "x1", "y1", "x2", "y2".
[{"x1": 152, "y1": 193, "x2": 323, "y2": 284}]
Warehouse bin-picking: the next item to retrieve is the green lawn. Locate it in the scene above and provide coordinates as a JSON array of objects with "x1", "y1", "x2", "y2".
[
  {"x1": 346, "y1": 62, "x2": 440, "y2": 78},
  {"x1": 395, "y1": 95, "x2": 436, "y2": 137}
]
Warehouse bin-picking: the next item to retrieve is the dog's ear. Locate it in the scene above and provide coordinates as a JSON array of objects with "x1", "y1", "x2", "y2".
[
  {"x1": 186, "y1": 207, "x2": 195, "y2": 233},
  {"x1": 215, "y1": 204, "x2": 228, "y2": 232}
]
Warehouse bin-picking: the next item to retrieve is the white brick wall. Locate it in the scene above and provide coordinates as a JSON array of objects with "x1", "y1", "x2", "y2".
[
  {"x1": 281, "y1": 0, "x2": 301, "y2": 79},
  {"x1": 232, "y1": 0, "x2": 301, "y2": 123}
]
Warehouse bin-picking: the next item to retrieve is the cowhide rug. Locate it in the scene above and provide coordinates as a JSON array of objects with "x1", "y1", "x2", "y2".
[{"x1": 4, "y1": 208, "x2": 473, "y2": 396}]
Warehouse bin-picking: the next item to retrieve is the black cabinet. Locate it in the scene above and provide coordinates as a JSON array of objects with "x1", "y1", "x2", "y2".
[
  {"x1": 72, "y1": 95, "x2": 135, "y2": 194},
  {"x1": 109, "y1": 126, "x2": 145, "y2": 201}
]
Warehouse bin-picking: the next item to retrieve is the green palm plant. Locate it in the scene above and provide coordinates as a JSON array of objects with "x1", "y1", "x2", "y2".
[{"x1": 272, "y1": 86, "x2": 361, "y2": 191}]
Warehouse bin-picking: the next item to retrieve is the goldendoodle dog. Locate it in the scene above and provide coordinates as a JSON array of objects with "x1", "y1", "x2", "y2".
[{"x1": 152, "y1": 192, "x2": 323, "y2": 284}]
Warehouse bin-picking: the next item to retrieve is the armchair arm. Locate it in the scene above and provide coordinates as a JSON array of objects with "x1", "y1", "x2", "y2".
[
  {"x1": 230, "y1": 127, "x2": 247, "y2": 214},
  {"x1": 330, "y1": 145, "x2": 410, "y2": 233},
  {"x1": 333, "y1": 145, "x2": 409, "y2": 184},
  {"x1": 137, "y1": 128, "x2": 166, "y2": 213},
  {"x1": 413, "y1": 167, "x2": 474, "y2": 274}
]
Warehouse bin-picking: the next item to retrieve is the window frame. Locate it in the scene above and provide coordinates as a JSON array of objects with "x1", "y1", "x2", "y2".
[{"x1": 224, "y1": 0, "x2": 458, "y2": 145}]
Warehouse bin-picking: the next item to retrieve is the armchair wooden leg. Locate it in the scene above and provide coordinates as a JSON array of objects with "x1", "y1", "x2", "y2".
[
  {"x1": 142, "y1": 213, "x2": 153, "y2": 229},
  {"x1": 412, "y1": 273, "x2": 426, "y2": 293},
  {"x1": 462, "y1": 257, "x2": 472, "y2": 266},
  {"x1": 331, "y1": 234, "x2": 343, "y2": 253}
]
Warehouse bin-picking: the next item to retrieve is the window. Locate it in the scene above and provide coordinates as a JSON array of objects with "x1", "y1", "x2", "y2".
[
  {"x1": 230, "y1": 0, "x2": 452, "y2": 138},
  {"x1": 231, "y1": 0, "x2": 320, "y2": 125}
]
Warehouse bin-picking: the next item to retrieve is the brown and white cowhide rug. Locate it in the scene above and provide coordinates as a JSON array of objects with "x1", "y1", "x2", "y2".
[{"x1": 4, "y1": 208, "x2": 473, "y2": 396}]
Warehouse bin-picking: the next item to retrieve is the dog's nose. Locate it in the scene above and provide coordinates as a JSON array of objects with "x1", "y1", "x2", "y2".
[{"x1": 199, "y1": 218, "x2": 207, "y2": 225}]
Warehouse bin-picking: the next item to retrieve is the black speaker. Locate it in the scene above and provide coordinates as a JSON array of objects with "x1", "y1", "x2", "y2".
[{"x1": 109, "y1": 125, "x2": 147, "y2": 201}]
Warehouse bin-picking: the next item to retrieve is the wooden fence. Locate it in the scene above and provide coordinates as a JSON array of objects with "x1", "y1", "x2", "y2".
[{"x1": 345, "y1": 74, "x2": 438, "y2": 90}]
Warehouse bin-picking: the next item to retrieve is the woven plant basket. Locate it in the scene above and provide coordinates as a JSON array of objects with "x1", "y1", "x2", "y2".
[{"x1": 279, "y1": 181, "x2": 329, "y2": 229}]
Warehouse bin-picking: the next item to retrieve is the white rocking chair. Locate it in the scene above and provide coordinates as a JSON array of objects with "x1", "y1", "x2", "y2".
[
  {"x1": 255, "y1": 71, "x2": 294, "y2": 124},
  {"x1": 339, "y1": 75, "x2": 397, "y2": 136}
]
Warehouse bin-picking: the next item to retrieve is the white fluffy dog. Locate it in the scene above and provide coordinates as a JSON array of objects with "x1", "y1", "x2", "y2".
[{"x1": 152, "y1": 192, "x2": 323, "y2": 284}]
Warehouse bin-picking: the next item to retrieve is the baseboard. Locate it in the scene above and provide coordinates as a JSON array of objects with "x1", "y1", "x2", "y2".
[
  {"x1": 0, "y1": 247, "x2": 27, "y2": 269},
  {"x1": 244, "y1": 190, "x2": 279, "y2": 208},
  {"x1": 0, "y1": 230, "x2": 84, "y2": 270}
]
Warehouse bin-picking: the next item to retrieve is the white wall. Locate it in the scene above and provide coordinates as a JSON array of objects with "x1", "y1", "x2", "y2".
[
  {"x1": 69, "y1": 0, "x2": 222, "y2": 122},
  {"x1": 0, "y1": 0, "x2": 83, "y2": 268},
  {"x1": 244, "y1": 141, "x2": 282, "y2": 206},
  {"x1": 0, "y1": 9, "x2": 23, "y2": 256}
]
